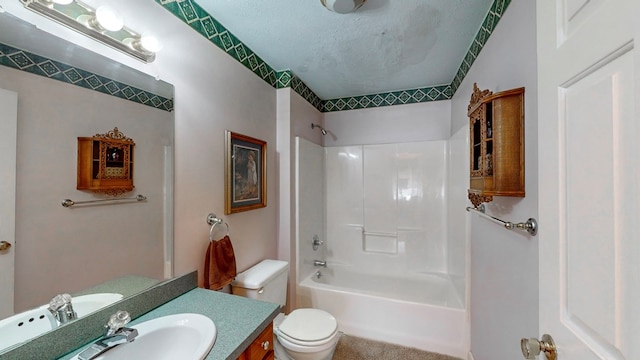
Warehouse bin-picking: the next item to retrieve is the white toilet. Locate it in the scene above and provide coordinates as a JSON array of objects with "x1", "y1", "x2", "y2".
[{"x1": 231, "y1": 260, "x2": 340, "y2": 360}]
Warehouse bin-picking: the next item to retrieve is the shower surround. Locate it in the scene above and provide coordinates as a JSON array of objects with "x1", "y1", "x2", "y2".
[
  {"x1": 295, "y1": 137, "x2": 467, "y2": 357},
  {"x1": 324, "y1": 141, "x2": 448, "y2": 275}
]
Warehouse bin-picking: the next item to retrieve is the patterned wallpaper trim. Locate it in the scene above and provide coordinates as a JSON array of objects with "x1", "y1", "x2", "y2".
[
  {"x1": 156, "y1": 0, "x2": 278, "y2": 88},
  {"x1": 0, "y1": 42, "x2": 174, "y2": 112},
  {"x1": 449, "y1": 0, "x2": 512, "y2": 95}
]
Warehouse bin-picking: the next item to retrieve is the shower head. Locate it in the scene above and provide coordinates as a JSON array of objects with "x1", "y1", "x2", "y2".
[{"x1": 311, "y1": 123, "x2": 328, "y2": 135}]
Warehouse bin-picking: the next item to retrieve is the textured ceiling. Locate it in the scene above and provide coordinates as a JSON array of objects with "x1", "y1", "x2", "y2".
[
  {"x1": 0, "y1": 0, "x2": 498, "y2": 104},
  {"x1": 197, "y1": 0, "x2": 494, "y2": 100}
]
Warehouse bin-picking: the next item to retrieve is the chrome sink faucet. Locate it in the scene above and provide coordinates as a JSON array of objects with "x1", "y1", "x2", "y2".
[
  {"x1": 313, "y1": 260, "x2": 327, "y2": 267},
  {"x1": 77, "y1": 310, "x2": 138, "y2": 360},
  {"x1": 47, "y1": 293, "x2": 77, "y2": 325}
]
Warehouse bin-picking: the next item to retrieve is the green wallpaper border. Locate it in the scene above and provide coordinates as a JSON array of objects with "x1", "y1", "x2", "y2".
[
  {"x1": 156, "y1": 0, "x2": 278, "y2": 88},
  {"x1": 449, "y1": 0, "x2": 512, "y2": 95},
  {"x1": 323, "y1": 85, "x2": 453, "y2": 112},
  {"x1": 157, "y1": 0, "x2": 512, "y2": 112},
  {"x1": 277, "y1": 70, "x2": 324, "y2": 110},
  {"x1": 0, "y1": 43, "x2": 174, "y2": 112}
]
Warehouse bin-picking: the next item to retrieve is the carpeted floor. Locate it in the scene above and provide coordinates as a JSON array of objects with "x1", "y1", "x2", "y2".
[{"x1": 332, "y1": 334, "x2": 463, "y2": 360}]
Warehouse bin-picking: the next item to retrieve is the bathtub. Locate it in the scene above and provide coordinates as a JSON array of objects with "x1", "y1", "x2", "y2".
[{"x1": 296, "y1": 264, "x2": 467, "y2": 358}]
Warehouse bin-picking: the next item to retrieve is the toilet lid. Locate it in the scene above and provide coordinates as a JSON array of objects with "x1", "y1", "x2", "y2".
[{"x1": 278, "y1": 309, "x2": 337, "y2": 342}]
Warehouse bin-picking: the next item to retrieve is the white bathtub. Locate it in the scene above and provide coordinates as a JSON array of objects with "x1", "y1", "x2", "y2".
[{"x1": 296, "y1": 264, "x2": 467, "y2": 358}]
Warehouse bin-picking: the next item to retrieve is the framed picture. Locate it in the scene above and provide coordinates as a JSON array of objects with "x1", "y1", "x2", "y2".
[{"x1": 225, "y1": 130, "x2": 267, "y2": 214}]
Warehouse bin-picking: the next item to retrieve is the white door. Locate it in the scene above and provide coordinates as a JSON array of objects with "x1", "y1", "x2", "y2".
[
  {"x1": 537, "y1": 0, "x2": 639, "y2": 359},
  {"x1": 0, "y1": 88, "x2": 18, "y2": 318}
]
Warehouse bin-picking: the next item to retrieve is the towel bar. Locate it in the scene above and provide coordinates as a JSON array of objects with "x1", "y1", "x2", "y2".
[
  {"x1": 61, "y1": 195, "x2": 147, "y2": 208},
  {"x1": 466, "y1": 204, "x2": 537, "y2": 236},
  {"x1": 207, "y1": 213, "x2": 230, "y2": 241}
]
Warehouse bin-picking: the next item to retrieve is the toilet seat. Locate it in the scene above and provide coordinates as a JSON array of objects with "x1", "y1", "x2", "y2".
[
  {"x1": 277, "y1": 328, "x2": 338, "y2": 348},
  {"x1": 276, "y1": 308, "x2": 338, "y2": 347},
  {"x1": 276, "y1": 330, "x2": 339, "y2": 354}
]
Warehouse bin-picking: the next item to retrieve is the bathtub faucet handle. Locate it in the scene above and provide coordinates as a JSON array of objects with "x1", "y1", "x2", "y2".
[
  {"x1": 312, "y1": 235, "x2": 324, "y2": 251},
  {"x1": 313, "y1": 260, "x2": 327, "y2": 268}
]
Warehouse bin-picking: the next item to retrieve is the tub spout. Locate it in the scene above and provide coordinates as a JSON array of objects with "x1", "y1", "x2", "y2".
[{"x1": 314, "y1": 260, "x2": 327, "y2": 267}]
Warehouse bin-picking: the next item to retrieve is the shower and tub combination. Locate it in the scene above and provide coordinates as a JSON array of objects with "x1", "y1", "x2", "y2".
[{"x1": 294, "y1": 135, "x2": 468, "y2": 359}]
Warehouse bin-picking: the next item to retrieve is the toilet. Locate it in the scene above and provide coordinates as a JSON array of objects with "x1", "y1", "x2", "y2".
[{"x1": 231, "y1": 260, "x2": 340, "y2": 360}]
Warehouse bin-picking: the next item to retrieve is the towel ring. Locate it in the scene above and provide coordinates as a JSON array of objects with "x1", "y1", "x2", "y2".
[{"x1": 207, "y1": 213, "x2": 230, "y2": 242}]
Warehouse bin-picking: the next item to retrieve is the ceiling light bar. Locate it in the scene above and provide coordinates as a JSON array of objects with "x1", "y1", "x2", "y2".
[{"x1": 20, "y1": 0, "x2": 157, "y2": 63}]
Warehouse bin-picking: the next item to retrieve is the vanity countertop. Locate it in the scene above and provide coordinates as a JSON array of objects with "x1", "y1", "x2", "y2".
[{"x1": 59, "y1": 288, "x2": 280, "y2": 360}]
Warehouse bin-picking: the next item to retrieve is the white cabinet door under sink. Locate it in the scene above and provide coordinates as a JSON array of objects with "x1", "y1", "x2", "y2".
[{"x1": 536, "y1": 0, "x2": 639, "y2": 359}]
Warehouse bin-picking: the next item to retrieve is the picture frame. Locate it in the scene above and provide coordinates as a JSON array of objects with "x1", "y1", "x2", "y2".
[{"x1": 225, "y1": 130, "x2": 267, "y2": 214}]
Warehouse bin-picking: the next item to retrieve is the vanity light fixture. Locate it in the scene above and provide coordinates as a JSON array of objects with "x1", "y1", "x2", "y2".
[{"x1": 20, "y1": 0, "x2": 159, "y2": 63}]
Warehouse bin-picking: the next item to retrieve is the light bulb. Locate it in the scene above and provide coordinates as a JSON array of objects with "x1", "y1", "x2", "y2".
[
  {"x1": 51, "y1": 0, "x2": 74, "y2": 4},
  {"x1": 95, "y1": 5, "x2": 124, "y2": 32},
  {"x1": 140, "y1": 35, "x2": 162, "y2": 52}
]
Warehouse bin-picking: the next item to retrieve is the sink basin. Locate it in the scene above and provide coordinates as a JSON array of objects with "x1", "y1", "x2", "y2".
[
  {"x1": 73, "y1": 313, "x2": 217, "y2": 360},
  {"x1": 68, "y1": 293, "x2": 124, "y2": 317},
  {"x1": 0, "y1": 293, "x2": 123, "y2": 352},
  {"x1": 0, "y1": 307, "x2": 56, "y2": 351}
]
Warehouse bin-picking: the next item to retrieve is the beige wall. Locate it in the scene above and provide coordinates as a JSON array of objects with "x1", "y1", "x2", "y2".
[
  {"x1": 1, "y1": 65, "x2": 172, "y2": 312},
  {"x1": 449, "y1": 1, "x2": 540, "y2": 359},
  {"x1": 165, "y1": 30, "x2": 278, "y2": 283},
  {"x1": 277, "y1": 88, "x2": 323, "y2": 310}
]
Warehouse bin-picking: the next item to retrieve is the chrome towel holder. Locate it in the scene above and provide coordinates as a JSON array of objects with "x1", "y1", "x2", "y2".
[
  {"x1": 466, "y1": 204, "x2": 538, "y2": 236},
  {"x1": 61, "y1": 194, "x2": 147, "y2": 208},
  {"x1": 207, "y1": 213, "x2": 230, "y2": 241}
]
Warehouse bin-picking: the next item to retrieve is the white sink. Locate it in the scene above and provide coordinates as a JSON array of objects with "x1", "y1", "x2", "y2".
[
  {"x1": 73, "y1": 313, "x2": 217, "y2": 360},
  {"x1": 0, "y1": 293, "x2": 123, "y2": 352},
  {"x1": 0, "y1": 307, "x2": 55, "y2": 351},
  {"x1": 69, "y1": 293, "x2": 124, "y2": 317}
]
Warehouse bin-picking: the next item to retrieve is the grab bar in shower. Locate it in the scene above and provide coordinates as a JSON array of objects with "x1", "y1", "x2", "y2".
[
  {"x1": 362, "y1": 230, "x2": 397, "y2": 238},
  {"x1": 466, "y1": 204, "x2": 538, "y2": 236}
]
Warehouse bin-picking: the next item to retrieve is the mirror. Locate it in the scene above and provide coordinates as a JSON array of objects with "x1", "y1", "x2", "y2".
[{"x1": 0, "y1": 11, "x2": 174, "y2": 352}]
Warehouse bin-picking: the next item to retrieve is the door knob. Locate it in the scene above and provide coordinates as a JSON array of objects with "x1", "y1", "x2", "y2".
[
  {"x1": 0, "y1": 241, "x2": 12, "y2": 251},
  {"x1": 521, "y1": 334, "x2": 556, "y2": 360}
]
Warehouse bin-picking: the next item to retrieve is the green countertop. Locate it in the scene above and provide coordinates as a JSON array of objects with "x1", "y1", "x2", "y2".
[{"x1": 60, "y1": 288, "x2": 280, "y2": 360}]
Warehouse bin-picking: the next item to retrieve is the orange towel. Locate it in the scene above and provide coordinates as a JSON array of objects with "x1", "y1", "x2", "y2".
[{"x1": 204, "y1": 235, "x2": 237, "y2": 290}]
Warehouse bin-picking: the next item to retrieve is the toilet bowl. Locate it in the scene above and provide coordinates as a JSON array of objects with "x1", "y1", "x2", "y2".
[
  {"x1": 273, "y1": 309, "x2": 341, "y2": 360},
  {"x1": 230, "y1": 260, "x2": 341, "y2": 360}
]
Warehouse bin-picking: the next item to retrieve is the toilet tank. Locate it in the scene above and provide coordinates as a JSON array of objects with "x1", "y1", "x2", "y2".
[{"x1": 231, "y1": 259, "x2": 289, "y2": 307}]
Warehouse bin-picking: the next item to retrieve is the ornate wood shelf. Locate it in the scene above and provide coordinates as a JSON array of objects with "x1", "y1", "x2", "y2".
[
  {"x1": 468, "y1": 83, "x2": 525, "y2": 207},
  {"x1": 77, "y1": 127, "x2": 135, "y2": 196}
]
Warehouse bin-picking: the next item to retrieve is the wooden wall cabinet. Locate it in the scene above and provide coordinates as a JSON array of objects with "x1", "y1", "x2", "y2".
[
  {"x1": 77, "y1": 127, "x2": 135, "y2": 196},
  {"x1": 468, "y1": 83, "x2": 525, "y2": 207},
  {"x1": 238, "y1": 323, "x2": 274, "y2": 360}
]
